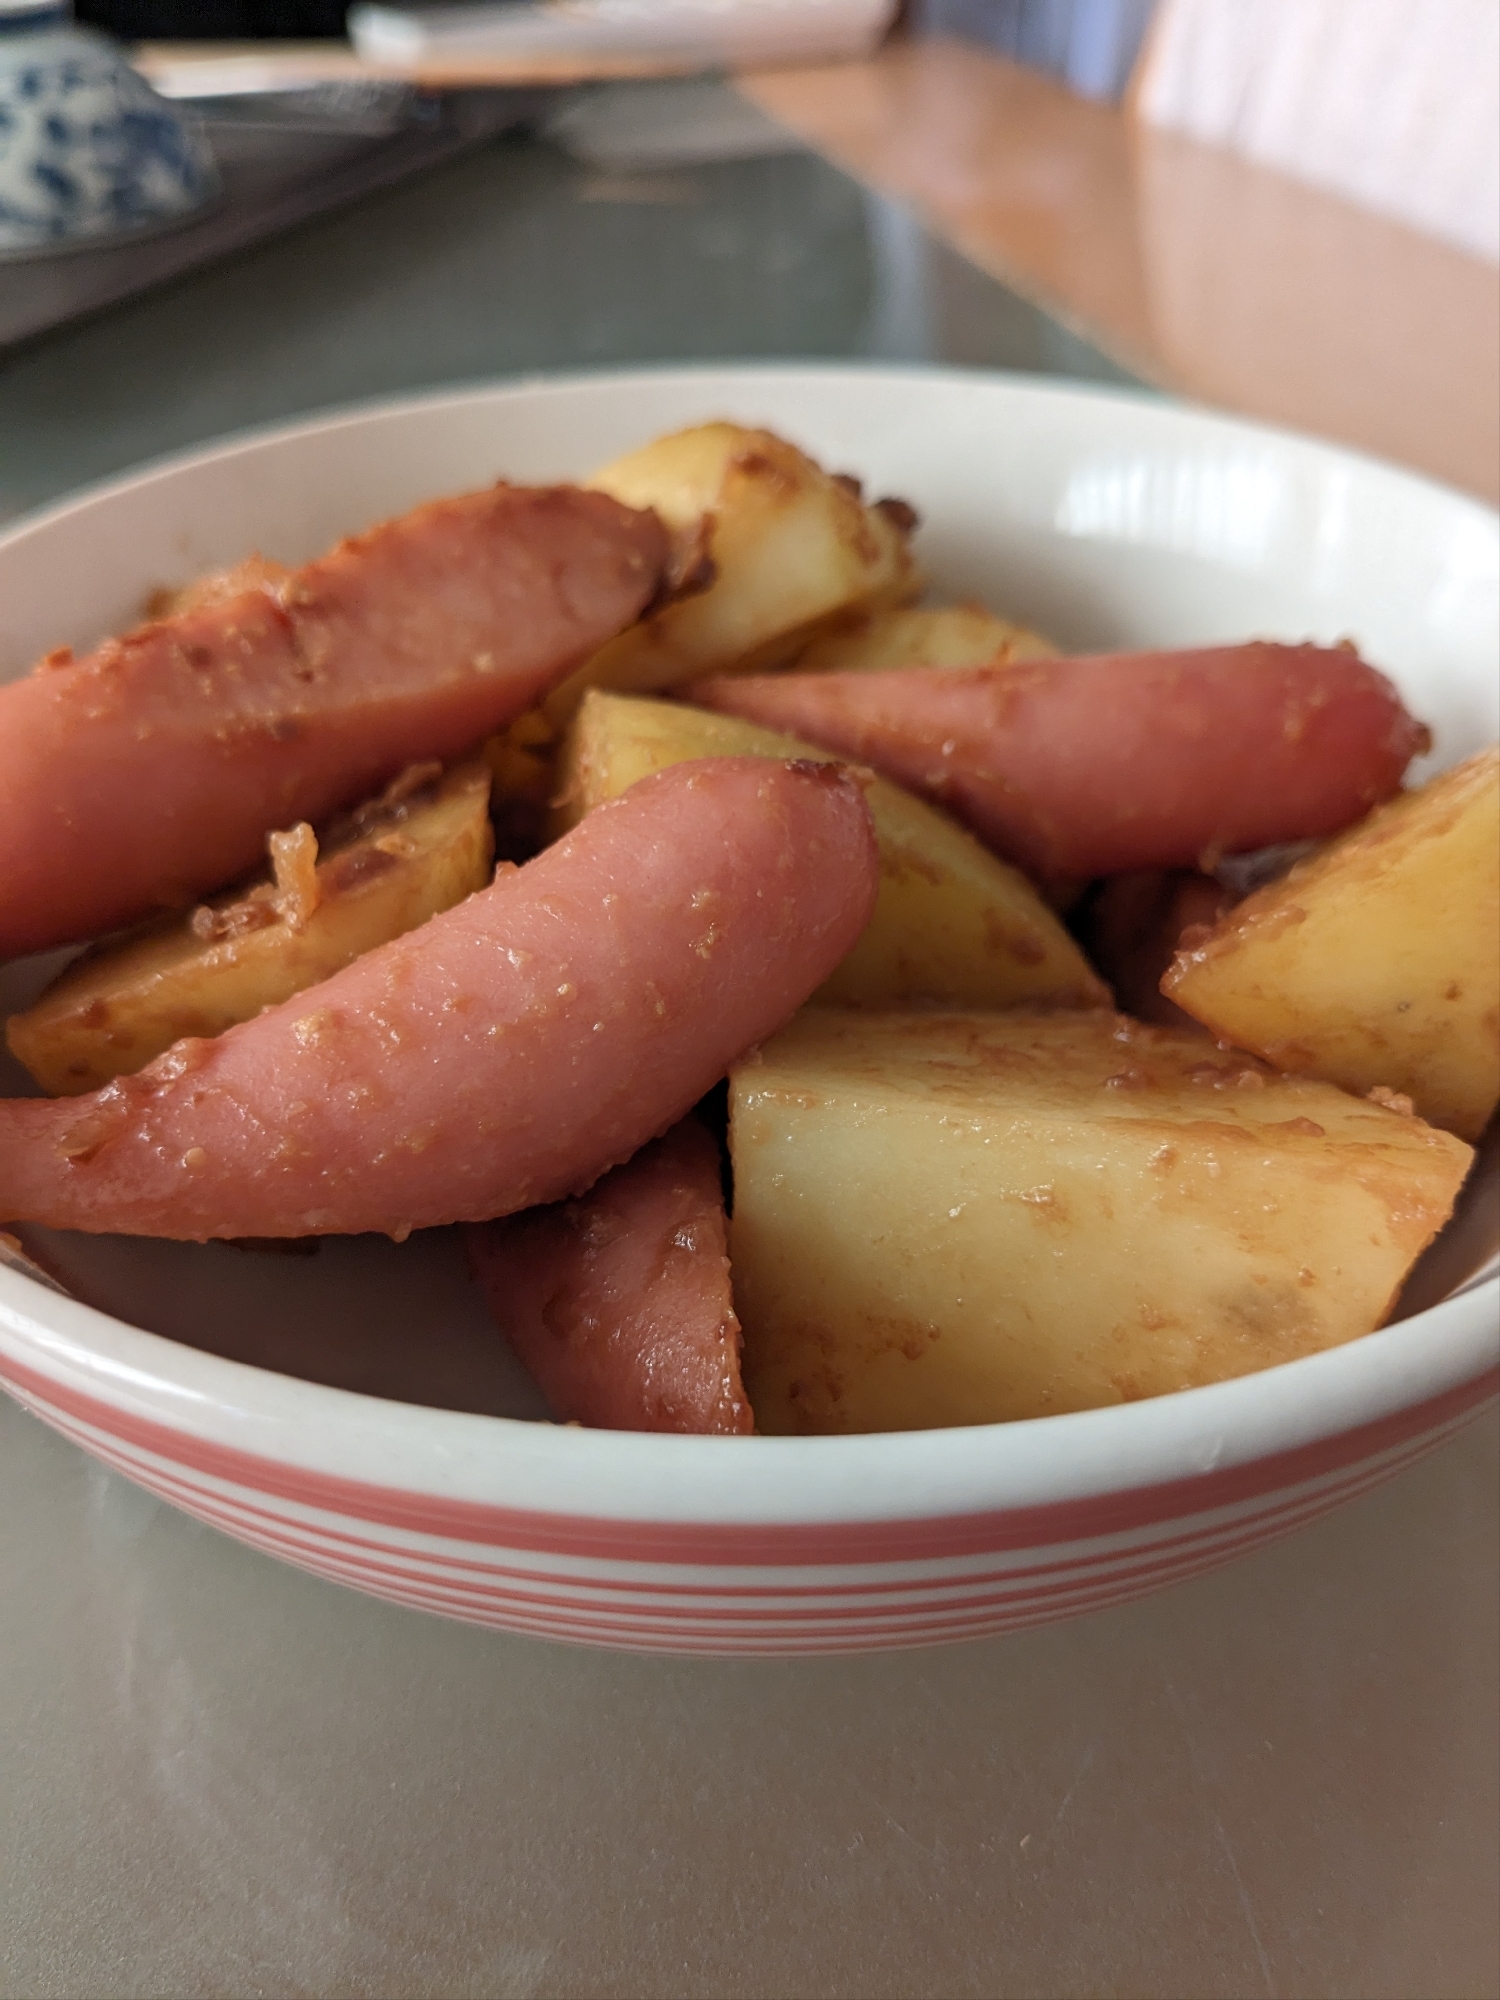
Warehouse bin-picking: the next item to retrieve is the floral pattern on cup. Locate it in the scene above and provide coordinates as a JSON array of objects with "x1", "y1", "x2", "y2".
[{"x1": 0, "y1": 22, "x2": 217, "y2": 253}]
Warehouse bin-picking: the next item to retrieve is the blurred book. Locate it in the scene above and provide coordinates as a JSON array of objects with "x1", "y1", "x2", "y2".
[{"x1": 348, "y1": 0, "x2": 898, "y2": 67}]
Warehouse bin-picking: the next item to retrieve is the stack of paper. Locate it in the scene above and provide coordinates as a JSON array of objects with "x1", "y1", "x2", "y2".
[{"x1": 349, "y1": 0, "x2": 897, "y2": 67}]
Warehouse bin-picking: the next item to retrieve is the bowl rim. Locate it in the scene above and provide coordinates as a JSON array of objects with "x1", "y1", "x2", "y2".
[
  {"x1": 1, "y1": 1257, "x2": 1496, "y2": 1533},
  {"x1": 4, "y1": 358, "x2": 1498, "y2": 547},
  {"x1": 1, "y1": 362, "x2": 1495, "y2": 1531}
]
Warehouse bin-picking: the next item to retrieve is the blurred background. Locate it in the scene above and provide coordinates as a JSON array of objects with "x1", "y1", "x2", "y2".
[
  {"x1": 76, "y1": 2, "x2": 351, "y2": 32},
  {"x1": 3, "y1": 0, "x2": 1496, "y2": 517},
  {"x1": 73, "y1": 0, "x2": 1159, "y2": 99}
]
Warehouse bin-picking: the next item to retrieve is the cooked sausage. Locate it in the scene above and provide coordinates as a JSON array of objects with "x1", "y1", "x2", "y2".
[
  {"x1": 0, "y1": 484, "x2": 668, "y2": 957},
  {"x1": 689, "y1": 643, "x2": 1428, "y2": 878},
  {"x1": 467, "y1": 1116, "x2": 753, "y2": 1435},
  {"x1": 0, "y1": 758, "x2": 879, "y2": 1240}
]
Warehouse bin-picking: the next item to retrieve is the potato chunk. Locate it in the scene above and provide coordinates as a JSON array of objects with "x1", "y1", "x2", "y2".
[
  {"x1": 556, "y1": 691, "x2": 1106, "y2": 1010},
  {"x1": 729, "y1": 1009, "x2": 1472, "y2": 1434},
  {"x1": 7, "y1": 761, "x2": 493, "y2": 1095},
  {"x1": 541, "y1": 423, "x2": 919, "y2": 723},
  {"x1": 789, "y1": 602, "x2": 1057, "y2": 673},
  {"x1": 1164, "y1": 748, "x2": 1500, "y2": 1141}
]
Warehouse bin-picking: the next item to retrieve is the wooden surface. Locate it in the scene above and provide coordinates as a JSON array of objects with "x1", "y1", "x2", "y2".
[{"x1": 741, "y1": 38, "x2": 1500, "y2": 503}]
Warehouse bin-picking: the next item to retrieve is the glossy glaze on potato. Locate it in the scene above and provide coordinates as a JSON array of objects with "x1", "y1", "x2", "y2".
[
  {"x1": 540, "y1": 423, "x2": 919, "y2": 724},
  {"x1": 1166, "y1": 746, "x2": 1500, "y2": 1139},
  {"x1": 730, "y1": 1009, "x2": 1472, "y2": 1434}
]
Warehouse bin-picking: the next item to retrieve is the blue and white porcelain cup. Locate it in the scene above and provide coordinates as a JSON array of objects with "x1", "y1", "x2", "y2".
[{"x1": 0, "y1": 1, "x2": 217, "y2": 257}]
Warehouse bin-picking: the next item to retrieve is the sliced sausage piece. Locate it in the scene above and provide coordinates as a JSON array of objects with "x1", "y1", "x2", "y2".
[
  {"x1": 0, "y1": 484, "x2": 668, "y2": 957},
  {"x1": 689, "y1": 643, "x2": 1427, "y2": 879},
  {"x1": 0, "y1": 758, "x2": 879, "y2": 1241},
  {"x1": 466, "y1": 1116, "x2": 752, "y2": 1435}
]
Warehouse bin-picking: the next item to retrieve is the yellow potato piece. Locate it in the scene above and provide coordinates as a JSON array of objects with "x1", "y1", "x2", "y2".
[
  {"x1": 482, "y1": 708, "x2": 557, "y2": 805},
  {"x1": 7, "y1": 761, "x2": 493, "y2": 1095},
  {"x1": 1165, "y1": 747, "x2": 1500, "y2": 1141},
  {"x1": 730, "y1": 1009, "x2": 1472, "y2": 1434},
  {"x1": 789, "y1": 601, "x2": 1057, "y2": 673},
  {"x1": 556, "y1": 691, "x2": 1106, "y2": 1011},
  {"x1": 541, "y1": 423, "x2": 919, "y2": 725}
]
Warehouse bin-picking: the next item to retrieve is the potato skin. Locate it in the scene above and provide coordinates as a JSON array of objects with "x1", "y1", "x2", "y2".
[
  {"x1": 0, "y1": 758, "x2": 879, "y2": 1240},
  {"x1": 1165, "y1": 746, "x2": 1500, "y2": 1140},
  {"x1": 0, "y1": 484, "x2": 667, "y2": 958},
  {"x1": 691, "y1": 643, "x2": 1427, "y2": 878},
  {"x1": 466, "y1": 1117, "x2": 752, "y2": 1435}
]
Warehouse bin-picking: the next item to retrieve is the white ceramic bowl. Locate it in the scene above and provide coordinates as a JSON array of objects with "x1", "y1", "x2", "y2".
[{"x1": 0, "y1": 367, "x2": 1495, "y2": 1656}]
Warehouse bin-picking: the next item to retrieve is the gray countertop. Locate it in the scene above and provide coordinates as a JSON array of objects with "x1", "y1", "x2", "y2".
[
  {"x1": 0, "y1": 94, "x2": 1496, "y2": 2000},
  {"x1": 0, "y1": 110, "x2": 1130, "y2": 521}
]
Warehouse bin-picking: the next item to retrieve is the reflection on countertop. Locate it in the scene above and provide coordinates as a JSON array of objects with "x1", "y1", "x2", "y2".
[
  {"x1": 0, "y1": 103, "x2": 1132, "y2": 523},
  {"x1": 742, "y1": 38, "x2": 1500, "y2": 503}
]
